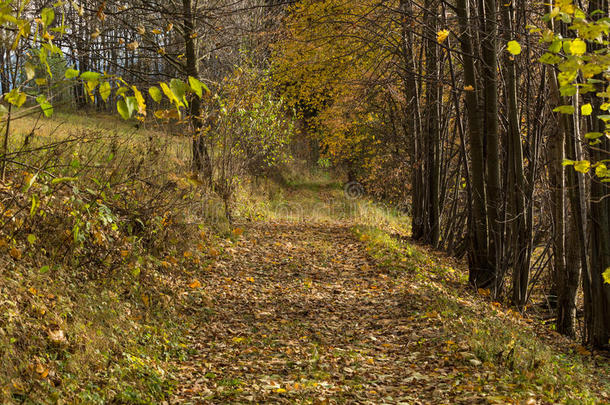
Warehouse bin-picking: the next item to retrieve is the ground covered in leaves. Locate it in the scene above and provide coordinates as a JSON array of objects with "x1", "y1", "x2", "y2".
[{"x1": 169, "y1": 187, "x2": 610, "y2": 404}]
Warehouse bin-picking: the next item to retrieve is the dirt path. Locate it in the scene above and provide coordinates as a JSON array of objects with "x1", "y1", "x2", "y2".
[
  {"x1": 168, "y1": 215, "x2": 610, "y2": 404},
  {"x1": 170, "y1": 221, "x2": 445, "y2": 404}
]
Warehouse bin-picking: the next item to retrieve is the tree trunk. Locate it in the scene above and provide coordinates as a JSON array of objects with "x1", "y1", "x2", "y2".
[
  {"x1": 399, "y1": 0, "x2": 425, "y2": 241},
  {"x1": 501, "y1": 0, "x2": 530, "y2": 308},
  {"x1": 456, "y1": 0, "x2": 494, "y2": 288},
  {"x1": 183, "y1": 0, "x2": 212, "y2": 181},
  {"x1": 423, "y1": 0, "x2": 441, "y2": 246},
  {"x1": 480, "y1": 0, "x2": 501, "y2": 293}
]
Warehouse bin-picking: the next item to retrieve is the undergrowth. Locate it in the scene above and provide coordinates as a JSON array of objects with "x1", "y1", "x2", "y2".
[
  {"x1": 0, "y1": 115, "x2": 218, "y2": 403},
  {"x1": 354, "y1": 225, "x2": 610, "y2": 403}
]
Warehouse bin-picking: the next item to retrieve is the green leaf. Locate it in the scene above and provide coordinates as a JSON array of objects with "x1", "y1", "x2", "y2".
[
  {"x1": 507, "y1": 40, "x2": 522, "y2": 55},
  {"x1": 65, "y1": 68, "x2": 80, "y2": 79},
  {"x1": 125, "y1": 96, "x2": 138, "y2": 117},
  {"x1": 549, "y1": 39, "x2": 562, "y2": 53},
  {"x1": 189, "y1": 76, "x2": 209, "y2": 98},
  {"x1": 585, "y1": 132, "x2": 603, "y2": 140},
  {"x1": 170, "y1": 78, "x2": 188, "y2": 104},
  {"x1": 553, "y1": 105, "x2": 575, "y2": 114},
  {"x1": 41, "y1": 8, "x2": 55, "y2": 26},
  {"x1": 539, "y1": 53, "x2": 563, "y2": 65},
  {"x1": 99, "y1": 81, "x2": 111, "y2": 102},
  {"x1": 559, "y1": 85, "x2": 577, "y2": 97},
  {"x1": 50, "y1": 177, "x2": 77, "y2": 184},
  {"x1": 27, "y1": 234, "x2": 36, "y2": 244},
  {"x1": 80, "y1": 71, "x2": 101, "y2": 81},
  {"x1": 149, "y1": 86, "x2": 163, "y2": 103},
  {"x1": 603, "y1": 268, "x2": 610, "y2": 284},
  {"x1": 117, "y1": 99, "x2": 131, "y2": 120},
  {"x1": 6, "y1": 89, "x2": 27, "y2": 107},
  {"x1": 36, "y1": 95, "x2": 54, "y2": 117},
  {"x1": 116, "y1": 86, "x2": 129, "y2": 97},
  {"x1": 581, "y1": 103, "x2": 593, "y2": 116}
]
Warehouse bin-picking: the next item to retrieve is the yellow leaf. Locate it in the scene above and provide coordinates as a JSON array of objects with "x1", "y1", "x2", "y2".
[
  {"x1": 574, "y1": 160, "x2": 591, "y2": 173},
  {"x1": 183, "y1": 250, "x2": 193, "y2": 258},
  {"x1": 189, "y1": 279, "x2": 202, "y2": 289},
  {"x1": 437, "y1": 29, "x2": 450, "y2": 43},
  {"x1": 570, "y1": 38, "x2": 586, "y2": 56},
  {"x1": 464, "y1": 85, "x2": 475, "y2": 91},
  {"x1": 581, "y1": 103, "x2": 593, "y2": 116},
  {"x1": 275, "y1": 388, "x2": 286, "y2": 393},
  {"x1": 603, "y1": 268, "x2": 610, "y2": 284},
  {"x1": 246, "y1": 277, "x2": 255, "y2": 283},
  {"x1": 208, "y1": 247, "x2": 219, "y2": 257},
  {"x1": 575, "y1": 345, "x2": 591, "y2": 356},
  {"x1": 478, "y1": 288, "x2": 491, "y2": 297},
  {"x1": 507, "y1": 40, "x2": 522, "y2": 55}
]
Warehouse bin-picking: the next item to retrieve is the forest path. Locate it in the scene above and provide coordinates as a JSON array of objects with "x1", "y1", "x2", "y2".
[{"x1": 169, "y1": 218, "x2": 475, "y2": 404}]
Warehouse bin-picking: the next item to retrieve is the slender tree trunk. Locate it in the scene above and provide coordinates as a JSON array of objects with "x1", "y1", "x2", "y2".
[
  {"x1": 548, "y1": 75, "x2": 579, "y2": 336},
  {"x1": 399, "y1": 0, "x2": 425, "y2": 241},
  {"x1": 456, "y1": 0, "x2": 494, "y2": 288},
  {"x1": 580, "y1": 0, "x2": 610, "y2": 348},
  {"x1": 500, "y1": 0, "x2": 529, "y2": 308},
  {"x1": 424, "y1": 0, "x2": 441, "y2": 246},
  {"x1": 183, "y1": 0, "x2": 212, "y2": 181},
  {"x1": 481, "y1": 0, "x2": 501, "y2": 293}
]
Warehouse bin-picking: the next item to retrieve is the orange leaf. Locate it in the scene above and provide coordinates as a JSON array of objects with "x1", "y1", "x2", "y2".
[
  {"x1": 10, "y1": 247, "x2": 21, "y2": 260},
  {"x1": 189, "y1": 279, "x2": 202, "y2": 289},
  {"x1": 575, "y1": 345, "x2": 591, "y2": 356}
]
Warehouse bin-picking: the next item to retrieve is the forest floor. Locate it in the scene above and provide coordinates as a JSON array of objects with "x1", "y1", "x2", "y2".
[
  {"x1": 1, "y1": 113, "x2": 607, "y2": 403},
  {"x1": 168, "y1": 181, "x2": 610, "y2": 404}
]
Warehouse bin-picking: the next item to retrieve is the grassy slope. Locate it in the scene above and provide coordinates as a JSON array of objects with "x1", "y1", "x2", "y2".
[{"x1": 0, "y1": 113, "x2": 208, "y2": 403}]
